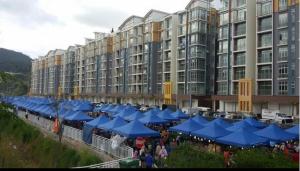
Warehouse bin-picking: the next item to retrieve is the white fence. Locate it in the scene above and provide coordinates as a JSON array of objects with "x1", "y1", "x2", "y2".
[
  {"x1": 91, "y1": 134, "x2": 133, "y2": 159},
  {"x1": 16, "y1": 109, "x2": 133, "y2": 166},
  {"x1": 73, "y1": 157, "x2": 132, "y2": 168}
]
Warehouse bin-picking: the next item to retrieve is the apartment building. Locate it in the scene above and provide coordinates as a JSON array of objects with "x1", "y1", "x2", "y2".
[
  {"x1": 61, "y1": 46, "x2": 76, "y2": 98},
  {"x1": 213, "y1": 0, "x2": 299, "y2": 115}
]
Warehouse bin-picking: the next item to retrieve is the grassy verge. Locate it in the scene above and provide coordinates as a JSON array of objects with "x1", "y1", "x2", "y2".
[
  {"x1": 166, "y1": 143, "x2": 298, "y2": 168},
  {"x1": 0, "y1": 104, "x2": 102, "y2": 168}
]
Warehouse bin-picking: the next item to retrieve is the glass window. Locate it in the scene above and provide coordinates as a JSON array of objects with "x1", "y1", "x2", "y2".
[
  {"x1": 258, "y1": 65, "x2": 272, "y2": 79},
  {"x1": 278, "y1": 0, "x2": 288, "y2": 11},
  {"x1": 190, "y1": 46, "x2": 206, "y2": 58},
  {"x1": 278, "y1": 47, "x2": 288, "y2": 61},
  {"x1": 278, "y1": 63, "x2": 288, "y2": 78},
  {"x1": 259, "y1": 17, "x2": 272, "y2": 31},
  {"x1": 258, "y1": 81, "x2": 272, "y2": 95},
  {"x1": 217, "y1": 82, "x2": 228, "y2": 95},
  {"x1": 234, "y1": 9, "x2": 246, "y2": 22},
  {"x1": 190, "y1": 21, "x2": 198, "y2": 33},
  {"x1": 234, "y1": 53, "x2": 245, "y2": 65},
  {"x1": 235, "y1": 23, "x2": 246, "y2": 36},
  {"x1": 278, "y1": 29, "x2": 288, "y2": 45},
  {"x1": 278, "y1": 13, "x2": 288, "y2": 27},
  {"x1": 178, "y1": 72, "x2": 185, "y2": 82},
  {"x1": 259, "y1": 33, "x2": 272, "y2": 47},
  {"x1": 258, "y1": 50, "x2": 272, "y2": 63},
  {"x1": 234, "y1": 67, "x2": 245, "y2": 80},
  {"x1": 279, "y1": 80, "x2": 288, "y2": 95},
  {"x1": 220, "y1": 13, "x2": 229, "y2": 25},
  {"x1": 235, "y1": 38, "x2": 246, "y2": 51}
]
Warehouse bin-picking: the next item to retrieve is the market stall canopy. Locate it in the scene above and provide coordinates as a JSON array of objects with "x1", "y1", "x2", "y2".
[
  {"x1": 65, "y1": 111, "x2": 93, "y2": 122},
  {"x1": 191, "y1": 122, "x2": 232, "y2": 141},
  {"x1": 125, "y1": 111, "x2": 145, "y2": 121},
  {"x1": 139, "y1": 111, "x2": 169, "y2": 125},
  {"x1": 85, "y1": 115, "x2": 110, "y2": 128},
  {"x1": 205, "y1": 118, "x2": 233, "y2": 128},
  {"x1": 97, "y1": 116, "x2": 128, "y2": 131},
  {"x1": 169, "y1": 118, "x2": 204, "y2": 135},
  {"x1": 234, "y1": 117, "x2": 266, "y2": 128},
  {"x1": 113, "y1": 107, "x2": 137, "y2": 119},
  {"x1": 111, "y1": 120, "x2": 160, "y2": 138},
  {"x1": 171, "y1": 109, "x2": 189, "y2": 119},
  {"x1": 254, "y1": 124, "x2": 297, "y2": 142},
  {"x1": 285, "y1": 125, "x2": 299, "y2": 137},
  {"x1": 227, "y1": 121, "x2": 260, "y2": 132},
  {"x1": 157, "y1": 108, "x2": 179, "y2": 121},
  {"x1": 216, "y1": 128, "x2": 269, "y2": 148},
  {"x1": 191, "y1": 115, "x2": 209, "y2": 125}
]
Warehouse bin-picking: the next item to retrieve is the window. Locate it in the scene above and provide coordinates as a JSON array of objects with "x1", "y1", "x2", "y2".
[
  {"x1": 218, "y1": 54, "x2": 228, "y2": 67},
  {"x1": 235, "y1": 23, "x2": 246, "y2": 36},
  {"x1": 234, "y1": 9, "x2": 246, "y2": 22},
  {"x1": 258, "y1": 65, "x2": 272, "y2": 79},
  {"x1": 279, "y1": 80, "x2": 288, "y2": 95},
  {"x1": 259, "y1": 33, "x2": 272, "y2": 47},
  {"x1": 278, "y1": 63, "x2": 288, "y2": 78},
  {"x1": 179, "y1": 14, "x2": 186, "y2": 24},
  {"x1": 190, "y1": 34, "x2": 198, "y2": 44},
  {"x1": 278, "y1": 47, "x2": 288, "y2": 61},
  {"x1": 190, "y1": 9, "x2": 198, "y2": 20},
  {"x1": 217, "y1": 68, "x2": 228, "y2": 81},
  {"x1": 234, "y1": 67, "x2": 245, "y2": 80},
  {"x1": 178, "y1": 26, "x2": 186, "y2": 35},
  {"x1": 234, "y1": 53, "x2": 245, "y2": 65},
  {"x1": 220, "y1": 13, "x2": 229, "y2": 25},
  {"x1": 258, "y1": 2, "x2": 272, "y2": 16},
  {"x1": 165, "y1": 51, "x2": 171, "y2": 61},
  {"x1": 217, "y1": 82, "x2": 228, "y2": 95},
  {"x1": 190, "y1": 58, "x2": 205, "y2": 70},
  {"x1": 164, "y1": 62, "x2": 171, "y2": 72},
  {"x1": 165, "y1": 40, "x2": 171, "y2": 49},
  {"x1": 278, "y1": 0, "x2": 288, "y2": 11},
  {"x1": 164, "y1": 73, "x2": 170, "y2": 81},
  {"x1": 235, "y1": 38, "x2": 246, "y2": 51},
  {"x1": 178, "y1": 84, "x2": 185, "y2": 94},
  {"x1": 259, "y1": 17, "x2": 272, "y2": 31},
  {"x1": 278, "y1": 29, "x2": 288, "y2": 45},
  {"x1": 190, "y1": 46, "x2": 206, "y2": 58},
  {"x1": 178, "y1": 72, "x2": 185, "y2": 82},
  {"x1": 190, "y1": 21, "x2": 198, "y2": 33},
  {"x1": 258, "y1": 50, "x2": 272, "y2": 63},
  {"x1": 278, "y1": 13, "x2": 288, "y2": 27},
  {"x1": 219, "y1": 26, "x2": 228, "y2": 39},
  {"x1": 178, "y1": 49, "x2": 186, "y2": 59},
  {"x1": 178, "y1": 60, "x2": 185, "y2": 70},
  {"x1": 258, "y1": 81, "x2": 272, "y2": 95}
]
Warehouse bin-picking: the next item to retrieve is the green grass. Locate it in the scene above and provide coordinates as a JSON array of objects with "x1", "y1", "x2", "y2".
[
  {"x1": 166, "y1": 142, "x2": 298, "y2": 168},
  {"x1": 0, "y1": 104, "x2": 102, "y2": 168}
]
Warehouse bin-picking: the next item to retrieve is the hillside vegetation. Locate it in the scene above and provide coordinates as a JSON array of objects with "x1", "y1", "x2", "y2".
[{"x1": 0, "y1": 104, "x2": 102, "y2": 168}]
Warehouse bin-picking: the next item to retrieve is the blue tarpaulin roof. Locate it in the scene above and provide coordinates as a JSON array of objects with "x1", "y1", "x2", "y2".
[
  {"x1": 144, "y1": 108, "x2": 160, "y2": 115},
  {"x1": 73, "y1": 102, "x2": 93, "y2": 112},
  {"x1": 227, "y1": 121, "x2": 260, "y2": 132},
  {"x1": 139, "y1": 111, "x2": 169, "y2": 125},
  {"x1": 59, "y1": 110, "x2": 75, "y2": 119},
  {"x1": 192, "y1": 115, "x2": 209, "y2": 125},
  {"x1": 191, "y1": 122, "x2": 232, "y2": 140},
  {"x1": 286, "y1": 125, "x2": 299, "y2": 137},
  {"x1": 113, "y1": 107, "x2": 136, "y2": 119},
  {"x1": 171, "y1": 109, "x2": 189, "y2": 119},
  {"x1": 205, "y1": 118, "x2": 232, "y2": 128},
  {"x1": 111, "y1": 120, "x2": 160, "y2": 138},
  {"x1": 254, "y1": 124, "x2": 297, "y2": 142},
  {"x1": 157, "y1": 108, "x2": 179, "y2": 121},
  {"x1": 124, "y1": 111, "x2": 145, "y2": 121},
  {"x1": 65, "y1": 111, "x2": 93, "y2": 121},
  {"x1": 169, "y1": 119, "x2": 203, "y2": 135},
  {"x1": 234, "y1": 118, "x2": 266, "y2": 128},
  {"x1": 97, "y1": 116, "x2": 128, "y2": 131},
  {"x1": 85, "y1": 115, "x2": 110, "y2": 128},
  {"x1": 216, "y1": 128, "x2": 269, "y2": 148}
]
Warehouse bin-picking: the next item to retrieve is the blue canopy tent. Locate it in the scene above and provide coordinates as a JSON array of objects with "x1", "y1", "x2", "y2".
[
  {"x1": 41, "y1": 107, "x2": 56, "y2": 118},
  {"x1": 97, "y1": 116, "x2": 128, "y2": 131},
  {"x1": 205, "y1": 118, "x2": 232, "y2": 128},
  {"x1": 216, "y1": 128, "x2": 269, "y2": 148},
  {"x1": 285, "y1": 125, "x2": 299, "y2": 137},
  {"x1": 83, "y1": 115, "x2": 110, "y2": 144},
  {"x1": 73, "y1": 102, "x2": 93, "y2": 112},
  {"x1": 111, "y1": 120, "x2": 160, "y2": 138},
  {"x1": 191, "y1": 122, "x2": 232, "y2": 141},
  {"x1": 144, "y1": 108, "x2": 160, "y2": 115},
  {"x1": 169, "y1": 119, "x2": 204, "y2": 135},
  {"x1": 226, "y1": 121, "x2": 260, "y2": 132},
  {"x1": 254, "y1": 124, "x2": 297, "y2": 143},
  {"x1": 65, "y1": 111, "x2": 94, "y2": 122},
  {"x1": 109, "y1": 105, "x2": 125, "y2": 114},
  {"x1": 157, "y1": 108, "x2": 179, "y2": 121},
  {"x1": 171, "y1": 109, "x2": 189, "y2": 119},
  {"x1": 124, "y1": 111, "x2": 145, "y2": 121},
  {"x1": 113, "y1": 107, "x2": 136, "y2": 119},
  {"x1": 192, "y1": 115, "x2": 209, "y2": 125},
  {"x1": 234, "y1": 117, "x2": 266, "y2": 128},
  {"x1": 59, "y1": 110, "x2": 75, "y2": 120},
  {"x1": 101, "y1": 104, "x2": 115, "y2": 112},
  {"x1": 139, "y1": 111, "x2": 169, "y2": 125}
]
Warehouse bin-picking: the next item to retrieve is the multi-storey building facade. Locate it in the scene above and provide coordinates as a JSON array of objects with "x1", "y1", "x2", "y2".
[
  {"x1": 213, "y1": 0, "x2": 299, "y2": 115},
  {"x1": 30, "y1": 0, "x2": 298, "y2": 115}
]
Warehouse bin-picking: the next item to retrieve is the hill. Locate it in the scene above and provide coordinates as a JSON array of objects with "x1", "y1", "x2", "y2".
[
  {"x1": 0, "y1": 48, "x2": 32, "y2": 74},
  {"x1": 0, "y1": 48, "x2": 32, "y2": 96}
]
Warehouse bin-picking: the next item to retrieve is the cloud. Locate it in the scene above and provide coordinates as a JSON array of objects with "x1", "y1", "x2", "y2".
[
  {"x1": 0, "y1": 0, "x2": 59, "y2": 28},
  {"x1": 75, "y1": 7, "x2": 130, "y2": 29}
]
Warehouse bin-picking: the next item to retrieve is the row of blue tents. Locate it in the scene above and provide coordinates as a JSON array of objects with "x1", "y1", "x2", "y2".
[
  {"x1": 2, "y1": 96, "x2": 299, "y2": 148},
  {"x1": 168, "y1": 117, "x2": 299, "y2": 148}
]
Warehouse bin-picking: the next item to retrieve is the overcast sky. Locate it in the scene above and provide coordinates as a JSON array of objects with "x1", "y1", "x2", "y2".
[{"x1": 0, "y1": 0, "x2": 221, "y2": 59}]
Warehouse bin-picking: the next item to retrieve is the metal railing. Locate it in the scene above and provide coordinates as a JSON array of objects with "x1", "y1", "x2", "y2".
[
  {"x1": 91, "y1": 134, "x2": 133, "y2": 159},
  {"x1": 62, "y1": 125, "x2": 83, "y2": 142},
  {"x1": 73, "y1": 157, "x2": 132, "y2": 168}
]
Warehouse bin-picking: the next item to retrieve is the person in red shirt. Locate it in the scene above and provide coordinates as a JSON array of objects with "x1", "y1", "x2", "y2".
[{"x1": 223, "y1": 150, "x2": 230, "y2": 167}]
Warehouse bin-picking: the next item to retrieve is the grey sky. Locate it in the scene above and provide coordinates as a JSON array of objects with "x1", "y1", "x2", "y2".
[{"x1": 0, "y1": 0, "x2": 221, "y2": 58}]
